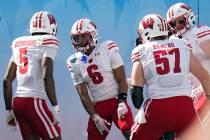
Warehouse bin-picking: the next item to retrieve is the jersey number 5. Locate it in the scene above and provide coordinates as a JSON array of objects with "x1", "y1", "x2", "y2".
[
  {"x1": 19, "y1": 48, "x2": 28, "y2": 74},
  {"x1": 153, "y1": 48, "x2": 181, "y2": 75},
  {"x1": 87, "y1": 64, "x2": 104, "y2": 85}
]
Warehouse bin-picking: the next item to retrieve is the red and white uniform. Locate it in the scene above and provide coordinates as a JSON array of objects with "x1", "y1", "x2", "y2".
[
  {"x1": 130, "y1": 39, "x2": 199, "y2": 140},
  {"x1": 67, "y1": 40, "x2": 133, "y2": 139},
  {"x1": 67, "y1": 40, "x2": 124, "y2": 102},
  {"x1": 11, "y1": 35, "x2": 61, "y2": 139},
  {"x1": 132, "y1": 39, "x2": 192, "y2": 99}
]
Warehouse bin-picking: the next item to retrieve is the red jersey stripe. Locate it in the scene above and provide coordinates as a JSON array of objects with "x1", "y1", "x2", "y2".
[
  {"x1": 108, "y1": 45, "x2": 117, "y2": 50},
  {"x1": 197, "y1": 30, "x2": 210, "y2": 36},
  {"x1": 197, "y1": 33, "x2": 210, "y2": 39},
  {"x1": 42, "y1": 42, "x2": 59, "y2": 46},
  {"x1": 43, "y1": 39, "x2": 59, "y2": 44}
]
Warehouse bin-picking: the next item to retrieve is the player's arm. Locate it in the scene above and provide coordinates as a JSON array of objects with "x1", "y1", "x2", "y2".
[
  {"x1": 190, "y1": 51, "x2": 210, "y2": 97},
  {"x1": 107, "y1": 41, "x2": 128, "y2": 104},
  {"x1": 199, "y1": 39, "x2": 210, "y2": 59},
  {"x1": 130, "y1": 47, "x2": 145, "y2": 109},
  {"x1": 130, "y1": 60, "x2": 145, "y2": 109},
  {"x1": 107, "y1": 41, "x2": 129, "y2": 119},
  {"x1": 3, "y1": 60, "x2": 16, "y2": 110},
  {"x1": 113, "y1": 65, "x2": 128, "y2": 102},
  {"x1": 42, "y1": 57, "x2": 58, "y2": 106},
  {"x1": 75, "y1": 83, "x2": 96, "y2": 116},
  {"x1": 75, "y1": 82, "x2": 110, "y2": 135},
  {"x1": 42, "y1": 45, "x2": 61, "y2": 124},
  {"x1": 3, "y1": 59, "x2": 17, "y2": 129},
  {"x1": 42, "y1": 57, "x2": 61, "y2": 123}
]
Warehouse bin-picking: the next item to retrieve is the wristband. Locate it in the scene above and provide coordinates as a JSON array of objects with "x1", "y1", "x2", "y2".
[{"x1": 118, "y1": 93, "x2": 127, "y2": 102}]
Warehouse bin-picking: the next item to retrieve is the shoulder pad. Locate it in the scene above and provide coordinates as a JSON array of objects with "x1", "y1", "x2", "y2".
[
  {"x1": 66, "y1": 52, "x2": 83, "y2": 69},
  {"x1": 41, "y1": 35, "x2": 60, "y2": 48},
  {"x1": 101, "y1": 40, "x2": 119, "y2": 53}
]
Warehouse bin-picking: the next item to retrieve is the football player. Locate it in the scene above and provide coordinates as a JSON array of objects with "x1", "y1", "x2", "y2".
[
  {"x1": 167, "y1": 2, "x2": 210, "y2": 135},
  {"x1": 129, "y1": 14, "x2": 210, "y2": 140},
  {"x1": 3, "y1": 11, "x2": 61, "y2": 140},
  {"x1": 66, "y1": 18, "x2": 133, "y2": 140}
]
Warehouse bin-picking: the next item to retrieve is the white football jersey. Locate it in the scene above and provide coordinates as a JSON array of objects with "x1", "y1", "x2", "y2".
[
  {"x1": 182, "y1": 25, "x2": 210, "y2": 72},
  {"x1": 67, "y1": 41, "x2": 124, "y2": 102},
  {"x1": 170, "y1": 25, "x2": 210, "y2": 87},
  {"x1": 11, "y1": 35, "x2": 59, "y2": 99},
  {"x1": 131, "y1": 39, "x2": 192, "y2": 99}
]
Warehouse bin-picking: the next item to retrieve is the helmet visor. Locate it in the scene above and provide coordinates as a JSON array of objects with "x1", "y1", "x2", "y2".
[
  {"x1": 168, "y1": 17, "x2": 186, "y2": 30},
  {"x1": 71, "y1": 33, "x2": 92, "y2": 48}
]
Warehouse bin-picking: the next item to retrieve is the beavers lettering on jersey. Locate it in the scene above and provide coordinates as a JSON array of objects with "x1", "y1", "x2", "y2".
[
  {"x1": 152, "y1": 42, "x2": 175, "y2": 50},
  {"x1": 15, "y1": 40, "x2": 37, "y2": 48}
]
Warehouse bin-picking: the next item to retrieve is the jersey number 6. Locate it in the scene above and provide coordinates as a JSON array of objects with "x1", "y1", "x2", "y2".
[{"x1": 87, "y1": 64, "x2": 104, "y2": 85}]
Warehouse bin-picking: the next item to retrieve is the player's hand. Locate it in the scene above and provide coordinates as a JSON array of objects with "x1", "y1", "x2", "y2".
[
  {"x1": 117, "y1": 102, "x2": 128, "y2": 119},
  {"x1": 91, "y1": 113, "x2": 111, "y2": 135},
  {"x1": 52, "y1": 105, "x2": 61, "y2": 125},
  {"x1": 6, "y1": 110, "x2": 17, "y2": 132}
]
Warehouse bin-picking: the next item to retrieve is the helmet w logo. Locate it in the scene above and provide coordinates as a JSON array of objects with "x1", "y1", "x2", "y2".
[
  {"x1": 48, "y1": 14, "x2": 56, "y2": 25},
  {"x1": 142, "y1": 17, "x2": 154, "y2": 29}
]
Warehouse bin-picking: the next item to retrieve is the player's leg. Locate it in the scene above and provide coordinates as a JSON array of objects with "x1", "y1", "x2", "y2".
[
  {"x1": 131, "y1": 99, "x2": 172, "y2": 140},
  {"x1": 27, "y1": 98, "x2": 61, "y2": 140},
  {"x1": 112, "y1": 99, "x2": 133, "y2": 140},
  {"x1": 13, "y1": 97, "x2": 41, "y2": 140},
  {"x1": 87, "y1": 99, "x2": 112, "y2": 140}
]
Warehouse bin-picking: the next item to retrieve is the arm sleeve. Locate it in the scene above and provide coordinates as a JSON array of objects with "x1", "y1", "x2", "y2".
[
  {"x1": 196, "y1": 25, "x2": 210, "y2": 45},
  {"x1": 110, "y1": 50, "x2": 124, "y2": 69},
  {"x1": 43, "y1": 47, "x2": 58, "y2": 61},
  {"x1": 10, "y1": 40, "x2": 16, "y2": 63},
  {"x1": 66, "y1": 58, "x2": 84, "y2": 85},
  {"x1": 105, "y1": 41, "x2": 124, "y2": 69},
  {"x1": 131, "y1": 46, "x2": 141, "y2": 63}
]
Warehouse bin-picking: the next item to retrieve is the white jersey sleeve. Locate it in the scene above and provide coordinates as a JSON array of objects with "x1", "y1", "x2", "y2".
[
  {"x1": 195, "y1": 25, "x2": 210, "y2": 45},
  {"x1": 43, "y1": 47, "x2": 58, "y2": 61},
  {"x1": 104, "y1": 40, "x2": 124, "y2": 69},
  {"x1": 131, "y1": 45, "x2": 142, "y2": 63},
  {"x1": 42, "y1": 36, "x2": 59, "y2": 61},
  {"x1": 67, "y1": 53, "x2": 84, "y2": 85}
]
